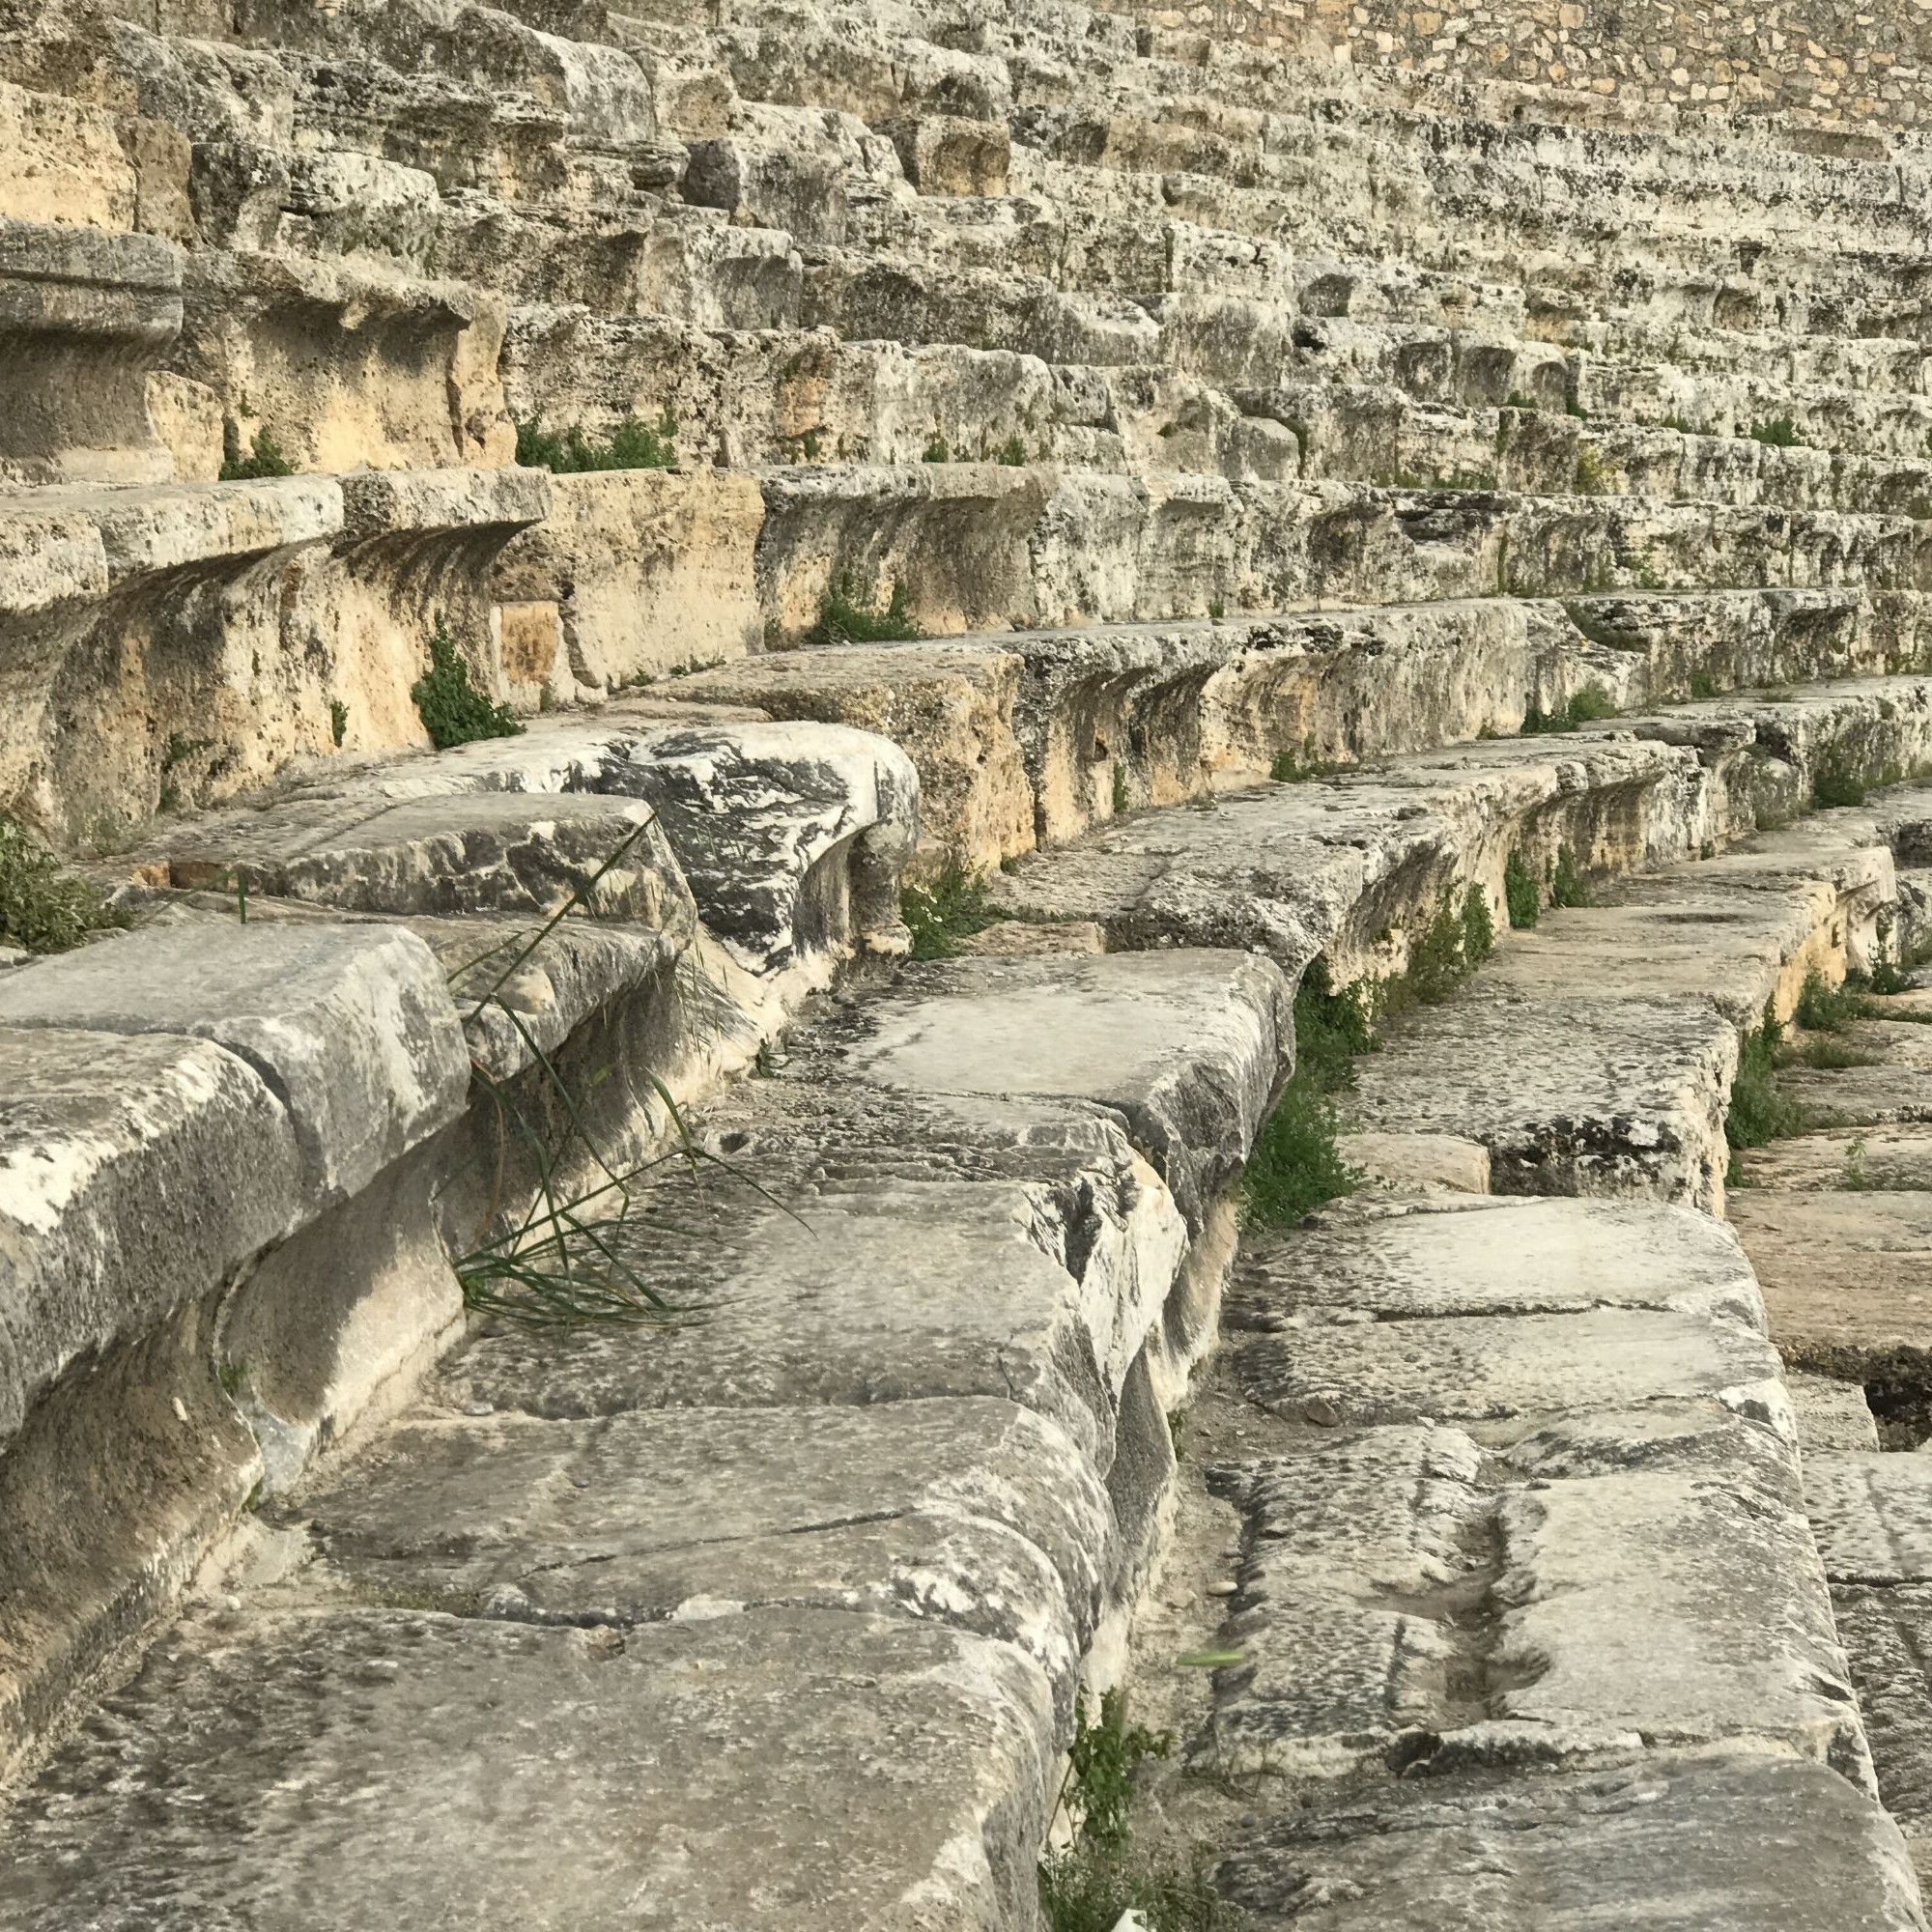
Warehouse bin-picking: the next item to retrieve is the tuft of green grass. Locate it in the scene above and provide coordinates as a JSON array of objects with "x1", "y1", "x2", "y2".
[
  {"x1": 1038, "y1": 1844, "x2": 1233, "y2": 1932},
  {"x1": 923, "y1": 430, "x2": 951, "y2": 463},
  {"x1": 994, "y1": 432, "x2": 1029, "y2": 466},
  {"x1": 808, "y1": 575, "x2": 923, "y2": 646},
  {"x1": 1111, "y1": 763, "x2": 1131, "y2": 816},
  {"x1": 1462, "y1": 882, "x2": 1495, "y2": 970},
  {"x1": 900, "y1": 865, "x2": 996, "y2": 960},
  {"x1": 219, "y1": 421, "x2": 295, "y2": 480},
  {"x1": 1038, "y1": 1689, "x2": 1235, "y2": 1932},
  {"x1": 412, "y1": 618, "x2": 524, "y2": 751},
  {"x1": 1725, "y1": 1003, "x2": 1807, "y2": 1181},
  {"x1": 1269, "y1": 740, "x2": 1341, "y2": 783},
  {"x1": 1812, "y1": 753, "x2": 1869, "y2": 809},
  {"x1": 1789, "y1": 1034, "x2": 1881, "y2": 1069},
  {"x1": 1520, "y1": 685, "x2": 1618, "y2": 735},
  {"x1": 1504, "y1": 847, "x2": 1540, "y2": 928},
  {"x1": 1749, "y1": 415, "x2": 1802, "y2": 448},
  {"x1": 1241, "y1": 960, "x2": 1371, "y2": 1227},
  {"x1": 329, "y1": 697, "x2": 350, "y2": 748},
  {"x1": 1795, "y1": 969, "x2": 1869, "y2": 1033},
  {"x1": 0, "y1": 813, "x2": 130, "y2": 953},
  {"x1": 1550, "y1": 843, "x2": 1591, "y2": 908},
  {"x1": 514, "y1": 409, "x2": 677, "y2": 472},
  {"x1": 1573, "y1": 445, "x2": 1610, "y2": 496}
]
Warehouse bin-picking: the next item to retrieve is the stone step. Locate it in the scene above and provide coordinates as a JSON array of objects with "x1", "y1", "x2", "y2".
[
  {"x1": 0, "y1": 466, "x2": 544, "y2": 848},
  {"x1": 0, "y1": 934, "x2": 1287, "y2": 1920},
  {"x1": 0, "y1": 708, "x2": 917, "y2": 1780}
]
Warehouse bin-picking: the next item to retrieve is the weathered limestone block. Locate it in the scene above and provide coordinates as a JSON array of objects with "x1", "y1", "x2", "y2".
[
  {"x1": 296, "y1": 462, "x2": 549, "y2": 752},
  {"x1": 0, "y1": 1026, "x2": 300, "y2": 1442},
  {"x1": 667, "y1": 641, "x2": 1035, "y2": 877},
  {"x1": 1740, "y1": 1126, "x2": 1932, "y2": 1192},
  {"x1": 155, "y1": 790, "x2": 690, "y2": 928},
  {"x1": 754, "y1": 462, "x2": 1048, "y2": 639},
  {"x1": 1216, "y1": 1752, "x2": 1923, "y2": 1930},
  {"x1": 173, "y1": 249, "x2": 514, "y2": 472},
  {"x1": 1233, "y1": 1198, "x2": 1765, "y2": 1329},
  {"x1": 1786, "y1": 1370, "x2": 1884, "y2": 1453},
  {"x1": 1808, "y1": 1453, "x2": 1932, "y2": 1584},
  {"x1": 1347, "y1": 991, "x2": 1739, "y2": 1208},
  {"x1": 434, "y1": 1177, "x2": 1163, "y2": 1469},
  {"x1": 0, "y1": 83, "x2": 137, "y2": 231},
  {"x1": 276, "y1": 1398, "x2": 1112, "y2": 1711},
  {"x1": 0, "y1": 923, "x2": 469, "y2": 1210},
  {"x1": 0, "y1": 474, "x2": 342, "y2": 844},
  {"x1": 0, "y1": 1606, "x2": 1057, "y2": 1932},
  {"x1": 1730, "y1": 1191, "x2": 1932, "y2": 1378},
  {"x1": 0, "y1": 218, "x2": 181, "y2": 485},
  {"x1": 143, "y1": 370, "x2": 223, "y2": 481},
  {"x1": 1337, "y1": 1129, "x2": 1492, "y2": 1192},
  {"x1": 786, "y1": 950, "x2": 1291, "y2": 1234},
  {"x1": 1227, "y1": 1305, "x2": 1786, "y2": 1433},
  {"x1": 888, "y1": 112, "x2": 1009, "y2": 194},
  {"x1": 490, "y1": 467, "x2": 763, "y2": 693}
]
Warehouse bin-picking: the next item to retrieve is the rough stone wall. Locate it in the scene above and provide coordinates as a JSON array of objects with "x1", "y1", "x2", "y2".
[{"x1": 1100, "y1": 0, "x2": 1932, "y2": 126}]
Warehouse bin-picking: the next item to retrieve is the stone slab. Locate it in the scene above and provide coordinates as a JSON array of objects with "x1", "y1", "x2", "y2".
[
  {"x1": 1739, "y1": 1127, "x2": 1932, "y2": 1192},
  {"x1": 1225, "y1": 1306, "x2": 1787, "y2": 1435},
  {"x1": 159, "y1": 791, "x2": 695, "y2": 932},
  {"x1": 280, "y1": 1398, "x2": 1113, "y2": 1706},
  {"x1": 1789, "y1": 1369, "x2": 1884, "y2": 1451},
  {"x1": 783, "y1": 949, "x2": 1290, "y2": 1229},
  {"x1": 1207, "y1": 1408, "x2": 1854, "y2": 1779},
  {"x1": 0, "y1": 1025, "x2": 300, "y2": 1439},
  {"x1": 0, "y1": 1605, "x2": 1054, "y2": 1932},
  {"x1": 0, "y1": 923, "x2": 469, "y2": 1209},
  {"x1": 432, "y1": 1177, "x2": 1167, "y2": 1470},
  {"x1": 1336, "y1": 1129, "x2": 1491, "y2": 1193},
  {"x1": 1729, "y1": 1190, "x2": 1932, "y2": 1367},
  {"x1": 1345, "y1": 989, "x2": 1737, "y2": 1210},
  {"x1": 1231, "y1": 1197, "x2": 1765, "y2": 1330},
  {"x1": 1808, "y1": 1453, "x2": 1932, "y2": 1584},
  {"x1": 1835, "y1": 1583, "x2": 1932, "y2": 1858},
  {"x1": 1215, "y1": 1752, "x2": 1924, "y2": 1931}
]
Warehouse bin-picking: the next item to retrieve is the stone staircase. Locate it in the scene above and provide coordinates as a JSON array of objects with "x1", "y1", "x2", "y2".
[{"x1": 11, "y1": 0, "x2": 1932, "y2": 1923}]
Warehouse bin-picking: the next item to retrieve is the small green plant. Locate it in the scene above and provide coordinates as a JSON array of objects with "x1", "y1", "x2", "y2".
[
  {"x1": 219, "y1": 420, "x2": 295, "y2": 480},
  {"x1": 1795, "y1": 969, "x2": 1866, "y2": 1034},
  {"x1": 0, "y1": 813, "x2": 129, "y2": 953},
  {"x1": 1058, "y1": 1690, "x2": 1171, "y2": 1847},
  {"x1": 923, "y1": 430, "x2": 951, "y2": 463},
  {"x1": 808, "y1": 575, "x2": 923, "y2": 646},
  {"x1": 994, "y1": 432, "x2": 1028, "y2": 466},
  {"x1": 514, "y1": 408, "x2": 677, "y2": 472},
  {"x1": 1549, "y1": 843, "x2": 1591, "y2": 907},
  {"x1": 1520, "y1": 685, "x2": 1618, "y2": 734},
  {"x1": 1749, "y1": 415, "x2": 1802, "y2": 448},
  {"x1": 1504, "y1": 390, "x2": 1540, "y2": 412},
  {"x1": 1504, "y1": 847, "x2": 1540, "y2": 928},
  {"x1": 1724, "y1": 1002, "x2": 1806, "y2": 1181},
  {"x1": 1462, "y1": 881, "x2": 1494, "y2": 969},
  {"x1": 1208, "y1": 598, "x2": 1226, "y2": 620},
  {"x1": 1574, "y1": 445, "x2": 1610, "y2": 496},
  {"x1": 1038, "y1": 1844, "x2": 1231, "y2": 1932},
  {"x1": 329, "y1": 697, "x2": 350, "y2": 748},
  {"x1": 1241, "y1": 960, "x2": 1371, "y2": 1226},
  {"x1": 1112, "y1": 763, "x2": 1131, "y2": 816},
  {"x1": 1565, "y1": 393, "x2": 1590, "y2": 419},
  {"x1": 1661, "y1": 412, "x2": 1696, "y2": 434},
  {"x1": 900, "y1": 866, "x2": 996, "y2": 960},
  {"x1": 1812, "y1": 753, "x2": 1869, "y2": 809},
  {"x1": 1843, "y1": 1137, "x2": 1872, "y2": 1190},
  {"x1": 411, "y1": 619, "x2": 524, "y2": 751},
  {"x1": 1269, "y1": 740, "x2": 1340, "y2": 783}
]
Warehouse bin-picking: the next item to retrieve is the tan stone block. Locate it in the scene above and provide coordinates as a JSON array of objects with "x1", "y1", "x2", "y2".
[{"x1": 495, "y1": 600, "x2": 561, "y2": 689}]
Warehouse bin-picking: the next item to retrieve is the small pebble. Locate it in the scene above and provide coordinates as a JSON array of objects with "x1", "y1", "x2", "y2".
[{"x1": 465, "y1": 1401, "x2": 495, "y2": 1417}]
